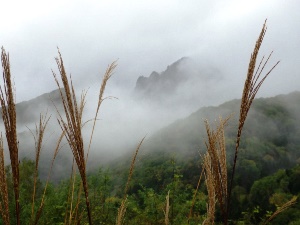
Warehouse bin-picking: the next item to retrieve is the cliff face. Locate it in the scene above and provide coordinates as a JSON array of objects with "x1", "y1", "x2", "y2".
[
  {"x1": 134, "y1": 57, "x2": 191, "y2": 101},
  {"x1": 133, "y1": 57, "x2": 225, "y2": 114}
]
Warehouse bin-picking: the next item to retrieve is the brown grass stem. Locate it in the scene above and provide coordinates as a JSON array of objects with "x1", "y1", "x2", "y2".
[
  {"x1": 202, "y1": 154, "x2": 216, "y2": 225},
  {"x1": 262, "y1": 196, "x2": 297, "y2": 225},
  {"x1": 86, "y1": 61, "x2": 117, "y2": 163},
  {"x1": 32, "y1": 131, "x2": 65, "y2": 225},
  {"x1": 203, "y1": 116, "x2": 230, "y2": 224},
  {"x1": 116, "y1": 137, "x2": 145, "y2": 225},
  {"x1": 187, "y1": 167, "x2": 204, "y2": 224},
  {"x1": 0, "y1": 135, "x2": 10, "y2": 225},
  {"x1": 227, "y1": 20, "x2": 280, "y2": 223},
  {"x1": 0, "y1": 47, "x2": 20, "y2": 225},
  {"x1": 28, "y1": 112, "x2": 51, "y2": 224},
  {"x1": 164, "y1": 190, "x2": 170, "y2": 225},
  {"x1": 52, "y1": 49, "x2": 92, "y2": 224}
]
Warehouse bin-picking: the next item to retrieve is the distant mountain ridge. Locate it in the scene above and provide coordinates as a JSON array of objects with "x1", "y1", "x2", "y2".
[
  {"x1": 143, "y1": 91, "x2": 300, "y2": 161},
  {"x1": 14, "y1": 89, "x2": 62, "y2": 126},
  {"x1": 134, "y1": 57, "x2": 190, "y2": 99},
  {"x1": 133, "y1": 57, "x2": 222, "y2": 106},
  {"x1": 109, "y1": 91, "x2": 300, "y2": 194}
]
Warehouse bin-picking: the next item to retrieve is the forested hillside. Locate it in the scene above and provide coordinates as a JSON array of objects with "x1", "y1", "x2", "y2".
[
  {"x1": 2, "y1": 86, "x2": 300, "y2": 224},
  {"x1": 105, "y1": 91, "x2": 300, "y2": 224}
]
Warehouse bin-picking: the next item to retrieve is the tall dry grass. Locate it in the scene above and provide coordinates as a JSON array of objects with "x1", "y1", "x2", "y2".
[
  {"x1": 28, "y1": 112, "x2": 51, "y2": 224},
  {"x1": 227, "y1": 20, "x2": 280, "y2": 221},
  {"x1": 116, "y1": 137, "x2": 145, "y2": 225},
  {"x1": 187, "y1": 168, "x2": 203, "y2": 224},
  {"x1": 164, "y1": 190, "x2": 170, "y2": 225},
  {"x1": 0, "y1": 48, "x2": 64, "y2": 225},
  {"x1": 202, "y1": 153, "x2": 216, "y2": 225},
  {"x1": 200, "y1": 20, "x2": 296, "y2": 225},
  {"x1": 0, "y1": 47, "x2": 20, "y2": 225},
  {"x1": 0, "y1": 135, "x2": 10, "y2": 225},
  {"x1": 32, "y1": 130, "x2": 65, "y2": 225},
  {"x1": 52, "y1": 49, "x2": 117, "y2": 224},
  {"x1": 262, "y1": 196, "x2": 297, "y2": 225},
  {"x1": 52, "y1": 50, "x2": 93, "y2": 224},
  {"x1": 202, "y1": 116, "x2": 230, "y2": 224}
]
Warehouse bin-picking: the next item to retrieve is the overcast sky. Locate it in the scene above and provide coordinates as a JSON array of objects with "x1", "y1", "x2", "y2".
[{"x1": 0, "y1": 0, "x2": 299, "y2": 102}]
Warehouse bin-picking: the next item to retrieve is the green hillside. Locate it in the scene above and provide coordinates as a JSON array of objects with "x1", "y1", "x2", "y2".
[{"x1": 2, "y1": 91, "x2": 300, "y2": 224}]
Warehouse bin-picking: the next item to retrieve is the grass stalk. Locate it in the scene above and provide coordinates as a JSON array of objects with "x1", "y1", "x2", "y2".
[
  {"x1": 187, "y1": 167, "x2": 204, "y2": 224},
  {"x1": 28, "y1": 112, "x2": 51, "y2": 224},
  {"x1": 202, "y1": 153, "x2": 216, "y2": 225},
  {"x1": 86, "y1": 61, "x2": 117, "y2": 162},
  {"x1": 0, "y1": 135, "x2": 10, "y2": 225},
  {"x1": 116, "y1": 137, "x2": 145, "y2": 225},
  {"x1": 53, "y1": 49, "x2": 92, "y2": 224},
  {"x1": 33, "y1": 131, "x2": 65, "y2": 225},
  {"x1": 226, "y1": 20, "x2": 280, "y2": 223},
  {"x1": 203, "y1": 116, "x2": 230, "y2": 224},
  {"x1": 262, "y1": 196, "x2": 297, "y2": 225},
  {"x1": 53, "y1": 49, "x2": 117, "y2": 225},
  {"x1": 164, "y1": 190, "x2": 170, "y2": 225},
  {"x1": 0, "y1": 47, "x2": 20, "y2": 225}
]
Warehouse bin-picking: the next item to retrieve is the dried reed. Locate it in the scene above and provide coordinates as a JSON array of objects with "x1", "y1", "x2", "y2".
[
  {"x1": 187, "y1": 167, "x2": 204, "y2": 224},
  {"x1": 262, "y1": 196, "x2": 297, "y2": 225},
  {"x1": 203, "y1": 116, "x2": 230, "y2": 224},
  {"x1": 32, "y1": 131, "x2": 65, "y2": 225},
  {"x1": 116, "y1": 196, "x2": 127, "y2": 225},
  {"x1": 28, "y1": 112, "x2": 51, "y2": 223},
  {"x1": 52, "y1": 50, "x2": 92, "y2": 224},
  {"x1": 164, "y1": 190, "x2": 170, "y2": 225},
  {"x1": 116, "y1": 137, "x2": 145, "y2": 225},
  {"x1": 0, "y1": 135, "x2": 10, "y2": 225},
  {"x1": 86, "y1": 61, "x2": 117, "y2": 162},
  {"x1": 0, "y1": 47, "x2": 20, "y2": 225},
  {"x1": 202, "y1": 153, "x2": 216, "y2": 225},
  {"x1": 64, "y1": 159, "x2": 77, "y2": 225},
  {"x1": 227, "y1": 20, "x2": 280, "y2": 222}
]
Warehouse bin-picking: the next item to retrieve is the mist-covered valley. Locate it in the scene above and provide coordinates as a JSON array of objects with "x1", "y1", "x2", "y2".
[
  {"x1": 1, "y1": 54, "x2": 299, "y2": 185},
  {"x1": 0, "y1": 56, "x2": 241, "y2": 180}
]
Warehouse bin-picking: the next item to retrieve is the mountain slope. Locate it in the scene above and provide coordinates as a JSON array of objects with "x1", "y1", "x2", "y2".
[
  {"x1": 110, "y1": 91, "x2": 300, "y2": 191},
  {"x1": 144, "y1": 91, "x2": 300, "y2": 155}
]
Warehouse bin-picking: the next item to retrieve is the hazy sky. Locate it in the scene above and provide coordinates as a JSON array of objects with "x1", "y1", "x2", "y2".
[{"x1": 0, "y1": 0, "x2": 299, "y2": 102}]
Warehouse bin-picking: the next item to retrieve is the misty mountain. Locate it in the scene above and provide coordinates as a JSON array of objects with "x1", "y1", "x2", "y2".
[
  {"x1": 14, "y1": 88, "x2": 63, "y2": 128},
  {"x1": 123, "y1": 91, "x2": 300, "y2": 179},
  {"x1": 144, "y1": 91, "x2": 300, "y2": 152},
  {"x1": 133, "y1": 57, "x2": 224, "y2": 109},
  {"x1": 0, "y1": 89, "x2": 68, "y2": 180},
  {"x1": 134, "y1": 57, "x2": 191, "y2": 99}
]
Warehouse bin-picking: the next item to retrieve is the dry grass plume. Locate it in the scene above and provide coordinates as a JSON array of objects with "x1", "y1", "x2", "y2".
[
  {"x1": 0, "y1": 135, "x2": 10, "y2": 225},
  {"x1": 262, "y1": 196, "x2": 297, "y2": 225},
  {"x1": 0, "y1": 47, "x2": 20, "y2": 225},
  {"x1": 202, "y1": 116, "x2": 230, "y2": 224},
  {"x1": 28, "y1": 112, "x2": 51, "y2": 223},
  {"x1": 52, "y1": 50, "x2": 92, "y2": 224},
  {"x1": 116, "y1": 137, "x2": 145, "y2": 225},
  {"x1": 227, "y1": 20, "x2": 280, "y2": 222}
]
